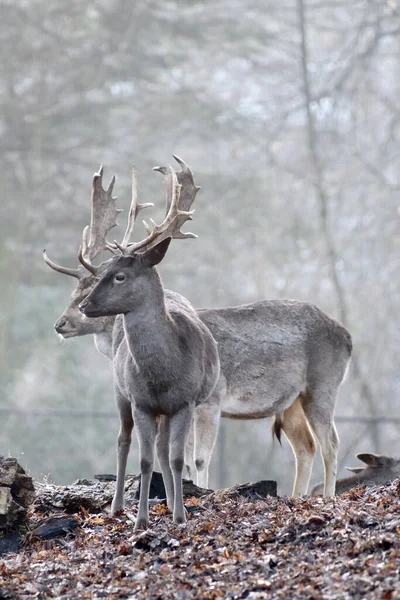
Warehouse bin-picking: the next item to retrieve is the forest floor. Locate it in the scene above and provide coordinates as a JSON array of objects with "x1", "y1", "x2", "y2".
[{"x1": 0, "y1": 478, "x2": 399, "y2": 599}]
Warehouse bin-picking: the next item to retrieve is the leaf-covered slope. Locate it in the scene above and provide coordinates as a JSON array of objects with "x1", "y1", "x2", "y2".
[{"x1": 1, "y1": 480, "x2": 399, "y2": 599}]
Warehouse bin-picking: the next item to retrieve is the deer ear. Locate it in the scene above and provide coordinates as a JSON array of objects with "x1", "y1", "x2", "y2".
[
  {"x1": 141, "y1": 237, "x2": 172, "y2": 267},
  {"x1": 357, "y1": 453, "x2": 378, "y2": 466},
  {"x1": 356, "y1": 453, "x2": 391, "y2": 467},
  {"x1": 346, "y1": 466, "x2": 365, "y2": 474}
]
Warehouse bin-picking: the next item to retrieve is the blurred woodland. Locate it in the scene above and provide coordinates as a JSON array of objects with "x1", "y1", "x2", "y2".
[{"x1": 0, "y1": 0, "x2": 399, "y2": 494}]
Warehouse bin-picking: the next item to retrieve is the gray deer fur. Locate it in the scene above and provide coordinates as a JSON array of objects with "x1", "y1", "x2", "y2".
[
  {"x1": 44, "y1": 157, "x2": 352, "y2": 502},
  {"x1": 311, "y1": 453, "x2": 400, "y2": 495}
]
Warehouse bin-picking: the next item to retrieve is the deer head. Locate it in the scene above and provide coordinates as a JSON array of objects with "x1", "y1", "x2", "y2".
[
  {"x1": 351, "y1": 453, "x2": 400, "y2": 476},
  {"x1": 43, "y1": 166, "x2": 122, "y2": 337}
]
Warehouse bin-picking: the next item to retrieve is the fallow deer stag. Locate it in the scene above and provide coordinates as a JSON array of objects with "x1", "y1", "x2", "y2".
[
  {"x1": 79, "y1": 164, "x2": 220, "y2": 528},
  {"x1": 44, "y1": 157, "x2": 352, "y2": 498},
  {"x1": 311, "y1": 453, "x2": 400, "y2": 495}
]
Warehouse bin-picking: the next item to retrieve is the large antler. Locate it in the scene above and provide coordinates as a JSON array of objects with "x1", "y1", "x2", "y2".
[
  {"x1": 114, "y1": 155, "x2": 199, "y2": 255},
  {"x1": 44, "y1": 166, "x2": 120, "y2": 279},
  {"x1": 78, "y1": 167, "x2": 121, "y2": 275}
]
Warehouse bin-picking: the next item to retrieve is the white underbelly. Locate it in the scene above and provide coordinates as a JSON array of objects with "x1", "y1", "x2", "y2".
[{"x1": 221, "y1": 393, "x2": 279, "y2": 419}]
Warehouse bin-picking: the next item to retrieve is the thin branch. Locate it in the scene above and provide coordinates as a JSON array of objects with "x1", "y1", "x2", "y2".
[{"x1": 353, "y1": 150, "x2": 400, "y2": 190}]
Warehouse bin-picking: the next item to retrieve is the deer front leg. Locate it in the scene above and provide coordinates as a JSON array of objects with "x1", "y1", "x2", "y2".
[
  {"x1": 156, "y1": 415, "x2": 174, "y2": 511},
  {"x1": 111, "y1": 391, "x2": 134, "y2": 515},
  {"x1": 169, "y1": 406, "x2": 194, "y2": 524},
  {"x1": 133, "y1": 408, "x2": 157, "y2": 529},
  {"x1": 193, "y1": 398, "x2": 221, "y2": 488}
]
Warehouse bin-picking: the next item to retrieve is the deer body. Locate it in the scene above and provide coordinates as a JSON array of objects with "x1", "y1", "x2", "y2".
[
  {"x1": 311, "y1": 453, "x2": 400, "y2": 495},
  {"x1": 110, "y1": 283, "x2": 219, "y2": 418},
  {"x1": 199, "y1": 299, "x2": 348, "y2": 418}
]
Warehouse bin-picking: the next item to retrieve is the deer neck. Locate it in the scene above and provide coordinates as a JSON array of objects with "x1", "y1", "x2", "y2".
[
  {"x1": 94, "y1": 331, "x2": 113, "y2": 360},
  {"x1": 122, "y1": 271, "x2": 173, "y2": 368},
  {"x1": 93, "y1": 316, "x2": 116, "y2": 361}
]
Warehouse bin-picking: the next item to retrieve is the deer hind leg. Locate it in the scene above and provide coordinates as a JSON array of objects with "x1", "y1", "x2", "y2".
[
  {"x1": 156, "y1": 416, "x2": 174, "y2": 511},
  {"x1": 280, "y1": 395, "x2": 317, "y2": 496},
  {"x1": 133, "y1": 408, "x2": 158, "y2": 529},
  {"x1": 184, "y1": 420, "x2": 196, "y2": 481},
  {"x1": 111, "y1": 391, "x2": 134, "y2": 516},
  {"x1": 300, "y1": 388, "x2": 339, "y2": 497},
  {"x1": 169, "y1": 406, "x2": 194, "y2": 524},
  {"x1": 193, "y1": 398, "x2": 221, "y2": 488}
]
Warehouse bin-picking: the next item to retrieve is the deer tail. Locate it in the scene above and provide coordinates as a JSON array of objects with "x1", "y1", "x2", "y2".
[{"x1": 272, "y1": 414, "x2": 283, "y2": 445}]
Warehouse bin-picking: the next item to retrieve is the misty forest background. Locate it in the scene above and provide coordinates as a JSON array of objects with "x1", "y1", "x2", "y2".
[{"x1": 0, "y1": 0, "x2": 399, "y2": 495}]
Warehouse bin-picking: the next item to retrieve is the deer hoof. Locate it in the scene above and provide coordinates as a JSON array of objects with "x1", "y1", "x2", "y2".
[
  {"x1": 173, "y1": 513, "x2": 187, "y2": 525},
  {"x1": 111, "y1": 500, "x2": 124, "y2": 516},
  {"x1": 135, "y1": 516, "x2": 149, "y2": 530}
]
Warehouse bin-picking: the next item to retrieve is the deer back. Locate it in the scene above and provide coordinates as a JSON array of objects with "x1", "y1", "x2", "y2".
[{"x1": 198, "y1": 299, "x2": 352, "y2": 418}]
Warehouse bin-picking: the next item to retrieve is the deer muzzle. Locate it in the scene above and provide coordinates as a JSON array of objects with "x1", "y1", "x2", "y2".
[{"x1": 79, "y1": 299, "x2": 101, "y2": 318}]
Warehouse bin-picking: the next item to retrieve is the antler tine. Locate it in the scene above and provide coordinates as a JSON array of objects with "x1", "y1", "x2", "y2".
[
  {"x1": 43, "y1": 250, "x2": 82, "y2": 279},
  {"x1": 120, "y1": 165, "x2": 153, "y2": 247},
  {"x1": 172, "y1": 154, "x2": 201, "y2": 213},
  {"x1": 78, "y1": 227, "x2": 97, "y2": 276},
  {"x1": 82, "y1": 166, "x2": 121, "y2": 263},
  {"x1": 152, "y1": 156, "x2": 200, "y2": 216},
  {"x1": 153, "y1": 164, "x2": 173, "y2": 216}
]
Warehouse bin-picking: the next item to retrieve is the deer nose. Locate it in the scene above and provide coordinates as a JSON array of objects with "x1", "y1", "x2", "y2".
[
  {"x1": 54, "y1": 318, "x2": 67, "y2": 333},
  {"x1": 79, "y1": 300, "x2": 88, "y2": 314}
]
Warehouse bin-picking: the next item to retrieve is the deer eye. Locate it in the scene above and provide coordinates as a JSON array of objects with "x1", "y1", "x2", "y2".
[{"x1": 114, "y1": 273, "x2": 126, "y2": 283}]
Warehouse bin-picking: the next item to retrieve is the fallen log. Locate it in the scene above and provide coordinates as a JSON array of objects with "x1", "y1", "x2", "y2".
[
  {"x1": 209, "y1": 480, "x2": 277, "y2": 501},
  {"x1": 0, "y1": 457, "x2": 35, "y2": 530},
  {"x1": 0, "y1": 457, "x2": 36, "y2": 554}
]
